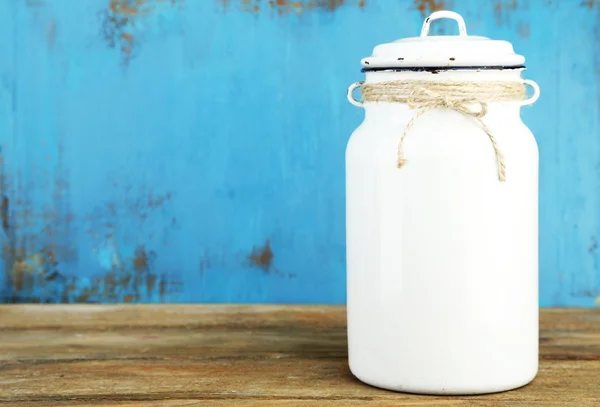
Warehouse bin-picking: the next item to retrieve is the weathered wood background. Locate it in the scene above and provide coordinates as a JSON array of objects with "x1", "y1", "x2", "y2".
[{"x1": 0, "y1": 0, "x2": 598, "y2": 305}]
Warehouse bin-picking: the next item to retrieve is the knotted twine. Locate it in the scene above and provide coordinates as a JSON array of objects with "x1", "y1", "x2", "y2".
[{"x1": 360, "y1": 80, "x2": 527, "y2": 182}]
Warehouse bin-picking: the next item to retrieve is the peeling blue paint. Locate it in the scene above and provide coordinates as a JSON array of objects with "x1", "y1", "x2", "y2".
[{"x1": 0, "y1": 0, "x2": 598, "y2": 306}]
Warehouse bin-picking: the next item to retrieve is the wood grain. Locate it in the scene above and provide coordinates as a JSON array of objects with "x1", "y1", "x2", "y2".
[{"x1": 0, "y1": 305, "x2": 599, "y2": 406}]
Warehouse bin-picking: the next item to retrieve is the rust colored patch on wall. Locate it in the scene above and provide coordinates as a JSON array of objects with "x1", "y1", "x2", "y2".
[
  {"x1": 589, "y1": 237, "x2": 598, "y2": 254},
  {"x1": 24, "y1": 0, "x2": 58, "y2": 50},
  {"x1": 110, "y1": 0, "x2": 148, "y2": 15},
  {"x1": 1, "y1": 196, "x2": 9, "y2": 235},
  {"x1": 580, "y1": 0, "x2": 599, "y2": 8},
  {"x1": 0, "y1": 144, "x2": 73, "y2": 303},
  {"x1": 120, "y1": 32, "x2": 133, "y2": 57},
  {"x1": 248, "y1": 240, "x2": 274, "y2": 272},
  {"x1": 221, "y1": 0, "x2": 365, "y2": 15},
  {"x1": 493, "y1": 0, "x2": 524, "y2": 27},
  {"x1": 159, "y1": 279, "x2": 168, "y2": 297},
  {"x1": 0, "y1": 167, "x2": 180, "y2": 303},
  {"x1": 25, "y1": 0, "x2": 46, "y2": 7},
  {"x1": 147, "y1": 191, "x2": 172, "y2": 208},
  {"x1": 62, "y1": 245, "x2": 179, "y2": 304},
  {"x1": 47, "y1": 19, "x2": 56, "y2": 49},
  {"x1": 517, "y1": 21, "x2": 530, "y2": 39},
  {"x1": 413, "y1": 0, "x2": 446, "y2": 17},
  {"x1": 494, "y1": 0, "x2": 518, "y2": 12},
  {"x1": 109, "y1": 0, "x2": 182, "y2": 16},
  {"x1": 133, "y1": 246, "x2": 149, "y2": 272},
  {"x1": 4, "y1": 247, "x2": 62, "y2": 300},
  {"x1": 199, "y1": 256, "x2": 211, "y2": 275},
  {"x1": 101, "y1": 0, "x2": 182, "y2": 64}
]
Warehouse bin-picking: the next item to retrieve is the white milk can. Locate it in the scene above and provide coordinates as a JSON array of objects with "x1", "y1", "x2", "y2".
[{"x1": 346, "y1": 11, "x2": 540, "y2": 395}]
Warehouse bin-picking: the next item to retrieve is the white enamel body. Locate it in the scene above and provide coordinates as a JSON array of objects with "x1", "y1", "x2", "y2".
[{"x1": 346, "y1": 68, "x2": 539, "y2": 394}]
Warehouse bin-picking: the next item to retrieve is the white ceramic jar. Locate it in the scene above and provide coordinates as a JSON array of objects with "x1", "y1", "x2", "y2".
[{"x1": 346, "y1": 11, "x2": 540, "y2": 395}]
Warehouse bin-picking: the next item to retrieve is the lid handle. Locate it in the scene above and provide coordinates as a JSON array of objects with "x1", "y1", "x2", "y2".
[{"x1": 420, "y1": 10, "x2": 468, "y2": 37}]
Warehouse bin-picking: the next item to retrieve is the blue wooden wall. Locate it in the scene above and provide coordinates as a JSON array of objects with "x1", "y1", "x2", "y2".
[{"x1": 0, "y1": 0, "x2": 598, "y2": 306}]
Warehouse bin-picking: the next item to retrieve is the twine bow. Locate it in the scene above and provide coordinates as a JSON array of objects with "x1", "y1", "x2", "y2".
[
  {"x1": 400, "y1": 87, "x2": 506, "y2": 182},
  {"x1": 358, "y1": 80, "x2": 527, "y2": 182}
]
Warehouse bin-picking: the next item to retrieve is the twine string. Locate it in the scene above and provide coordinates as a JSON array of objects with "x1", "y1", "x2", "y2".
[{"x1": 360, "y1": 80, "x2": 527, "y2": 182}]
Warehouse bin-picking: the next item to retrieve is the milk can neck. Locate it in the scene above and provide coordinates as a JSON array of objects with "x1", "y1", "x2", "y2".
[
  {"x1": 361, "y1": 68, "x2": 526, "y2": 116},
  {"x1": 364, "y1": 68, "x2": 525, "y2": 83}
]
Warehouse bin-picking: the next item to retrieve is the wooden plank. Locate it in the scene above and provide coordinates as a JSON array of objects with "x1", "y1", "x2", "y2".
[
  {"x1": 1, "y1": 359, "x2": 599, "y2": 405},
  {"x1": 0, "y1": 306, "x2": 599, "y2": 406},
  {"x1": 0, "y1": 304, "x2": 346, "y2": 329}
]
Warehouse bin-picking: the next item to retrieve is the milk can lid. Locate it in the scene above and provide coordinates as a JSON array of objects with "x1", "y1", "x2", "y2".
[{"x1": 361, "y1": 11, "x2": 525, "y2": 71}]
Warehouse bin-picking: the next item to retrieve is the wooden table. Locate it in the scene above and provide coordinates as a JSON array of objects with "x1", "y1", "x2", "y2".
[{"x1": 0, "y1": 305, "x2": 599, "y2": 406}]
